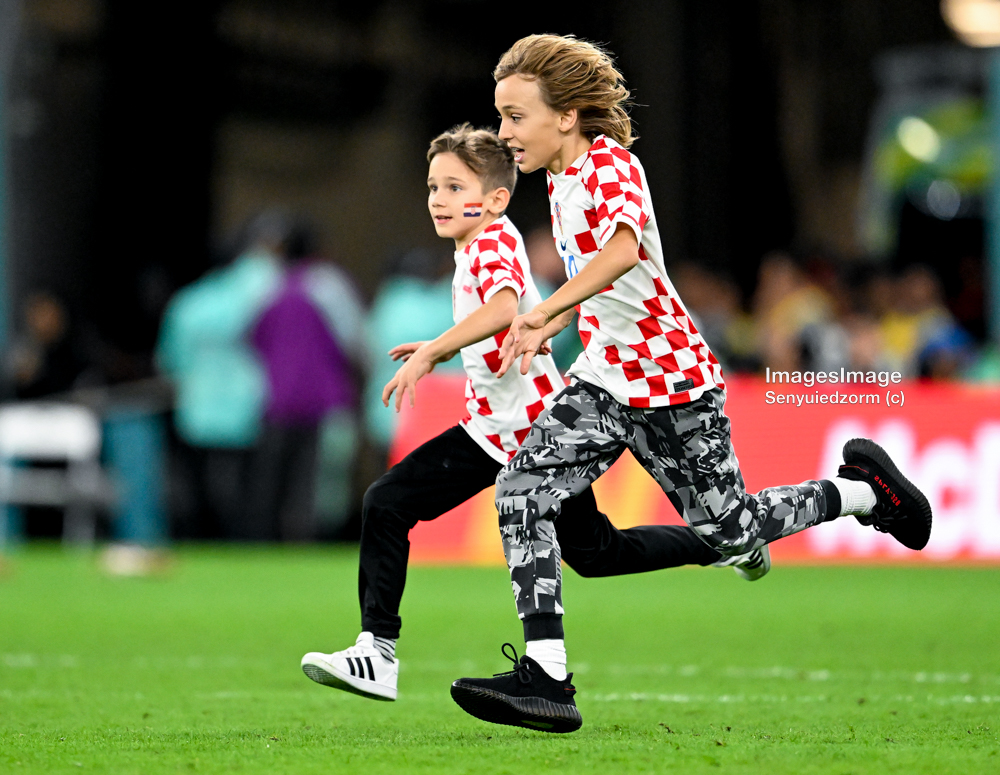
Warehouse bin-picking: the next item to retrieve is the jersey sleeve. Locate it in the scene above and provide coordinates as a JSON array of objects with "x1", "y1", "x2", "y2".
[
  {"x1": 583, "y1": 145, "x2": 652, "y2": 249},
  {"x1": 470, "y1": 230, "x2": 526, "y2": 302}
]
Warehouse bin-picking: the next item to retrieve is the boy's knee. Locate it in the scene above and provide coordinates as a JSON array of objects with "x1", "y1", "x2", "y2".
[
  {"x1": 362, "y1": 479, "x2": 386, "y2": 514},
  {"x1": 494, "y1": 466, "x2": 531, "y2": 514},
  {"x1": 495, "y1": 493, "x2": 530, "y2": 527},
  {"x1": 563, "y1": 554, "x2": 606, "y2": 578},
  {"x1": 362, "y1": 477, "x2": 401, "y2": 525}
]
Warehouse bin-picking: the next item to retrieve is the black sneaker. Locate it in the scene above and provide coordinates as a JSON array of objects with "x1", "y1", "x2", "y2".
[
  {"x1": 450, "y1": 643, "x2": 582, "y2": 733},
  {"x1": 838, "y1": 438, "x2": 933, "y2": 550}
]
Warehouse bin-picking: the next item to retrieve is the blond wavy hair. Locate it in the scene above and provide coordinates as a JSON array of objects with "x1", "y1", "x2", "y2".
[
  {"x1": 427, "y1": 123, "x2": 517, "y2": 194},
  {"x1": 494, "y1": 34, "x2": 635, "y2": 148}
]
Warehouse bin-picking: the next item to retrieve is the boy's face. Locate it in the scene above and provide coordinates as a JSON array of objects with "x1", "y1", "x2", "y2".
[
  {"x1": 495, "y1": 75, "x2": 565, "y2": 174},
  {"x1": 427, "y1": 152, "x2": 492, "y2": 246}
]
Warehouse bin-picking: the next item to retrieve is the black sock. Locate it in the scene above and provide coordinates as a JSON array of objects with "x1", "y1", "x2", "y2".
[
  {"x1": 819, "y1": 479, "x2": 841, "y2": 522},
  {"x1": 522, "y1": 613, "x2": 564, "y2": 641}
]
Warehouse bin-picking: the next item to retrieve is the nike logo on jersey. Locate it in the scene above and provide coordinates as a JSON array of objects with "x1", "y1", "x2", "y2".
[{"x1": 557, "y1": 241, "x2": 579, "y2": 278}]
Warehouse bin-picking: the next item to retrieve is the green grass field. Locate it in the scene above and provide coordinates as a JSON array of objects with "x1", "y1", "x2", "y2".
[{"x1": 1, "y1": 545, "x2": 998, "y2": 774}]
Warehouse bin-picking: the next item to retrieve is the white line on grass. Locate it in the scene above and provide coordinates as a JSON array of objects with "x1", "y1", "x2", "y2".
[{"x1": 587, "y1": 693, "x2": 1000, "y2": 704}]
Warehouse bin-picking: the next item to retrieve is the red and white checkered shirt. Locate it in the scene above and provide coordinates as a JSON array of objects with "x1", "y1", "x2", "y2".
[
  {"x1": 454, "y1": 216, "x2": 564, "y2": 462},
  {"x1": 548, "y1": 135, "x2": 725, "y2": 407}
]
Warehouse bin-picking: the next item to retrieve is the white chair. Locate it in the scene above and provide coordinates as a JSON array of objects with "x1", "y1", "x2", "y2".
[{"x1": 0, "y1": 402, "x2": 116, "y2": 545}]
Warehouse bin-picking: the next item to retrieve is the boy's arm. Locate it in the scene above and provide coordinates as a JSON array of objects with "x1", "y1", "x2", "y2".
[
  {"x1": 497, "y1": 225, "x2": 638, "y2": 377},
  {"x1": 534, "y1": 308, "x2": 577, "y2": 356},
  {"x1": 540, "y1": 308, "x2": 577, "y2": 340},
  {"x1": 383, "y1": 287, "x2": 519, "y2": 411},
  {"x1": 388, "y1": 341, "x2": 426, "y2": 362}
]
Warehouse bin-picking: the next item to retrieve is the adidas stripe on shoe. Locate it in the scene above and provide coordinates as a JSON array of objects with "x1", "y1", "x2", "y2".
[{"x1": 301, "y1": 632, "x2": 398, "y2": 701}]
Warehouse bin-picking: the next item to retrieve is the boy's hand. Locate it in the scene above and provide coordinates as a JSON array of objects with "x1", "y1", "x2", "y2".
[
  {"x1": 388, "y1": 341, "x2": 427, "y2": 362},
  {"x1": 383, "y1": 346, "x2": 436, "y2": 411},
  {"x1": 497, "y1": 309, "x2": 550, "y2": 377}
]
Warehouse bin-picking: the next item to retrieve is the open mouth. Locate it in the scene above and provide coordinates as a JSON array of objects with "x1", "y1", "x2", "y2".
[
  {"x1": 434, "y1": 215, "x2": 452, "y2": 225},
  {"x1": 510, "y1": 147, "x2": 525, "y2": 163}
]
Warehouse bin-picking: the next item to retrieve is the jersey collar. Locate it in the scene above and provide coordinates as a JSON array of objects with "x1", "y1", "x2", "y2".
[
  {"x1": 549, "y1": 135, "x2": 610, "y2": 179},
  {"x1": 458, "y1": 214, "x2": 509, "y2": 256}
]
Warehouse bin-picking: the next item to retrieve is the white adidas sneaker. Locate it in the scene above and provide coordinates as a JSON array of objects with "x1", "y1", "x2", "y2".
[
  {"x1": 301, "y1": 632, "x2": 399, "y2": 701},
  {"x1": 712, "y1": 545, "x2": 771, "y2": 581}
]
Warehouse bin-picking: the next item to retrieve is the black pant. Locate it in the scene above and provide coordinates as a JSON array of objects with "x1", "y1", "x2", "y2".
[{"x1": 359, "y1": 425, "x2": 721, "y2": 639}]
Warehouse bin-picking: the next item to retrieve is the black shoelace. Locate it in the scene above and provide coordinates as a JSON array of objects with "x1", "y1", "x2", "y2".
[{"x1": 493, "y1": 643, "x2": 532, "y2": 685}]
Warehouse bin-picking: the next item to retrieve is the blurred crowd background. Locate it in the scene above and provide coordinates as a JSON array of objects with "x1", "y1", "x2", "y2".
[{"x1": 0, "y1": 0, "x2": 998, "y2": 550}]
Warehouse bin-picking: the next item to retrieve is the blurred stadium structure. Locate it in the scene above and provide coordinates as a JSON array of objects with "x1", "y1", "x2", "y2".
[{"x1": 0, "y1": 1, "x2": 997, "y2": 553}]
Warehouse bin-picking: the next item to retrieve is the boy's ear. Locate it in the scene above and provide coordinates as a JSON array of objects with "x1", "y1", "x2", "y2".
[
  {"x1": 558, "y1": 107, "x2": 580, "y2": 135},
  {"x1": 486, "y1": 186, "x2": 511, "y2": 214}
]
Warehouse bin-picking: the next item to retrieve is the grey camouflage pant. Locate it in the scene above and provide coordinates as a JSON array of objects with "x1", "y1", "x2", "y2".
[{"x1": 496, "y1": 379, "x2": 829, "y2": 624}]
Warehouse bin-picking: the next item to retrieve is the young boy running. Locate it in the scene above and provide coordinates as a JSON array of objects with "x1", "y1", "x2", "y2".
[
  {"x1": 449, "y1": 35, "x2": 933, "y2": 733},
  {"x1": 299, "y1": 125, "x2": 767, "y2": 703}
]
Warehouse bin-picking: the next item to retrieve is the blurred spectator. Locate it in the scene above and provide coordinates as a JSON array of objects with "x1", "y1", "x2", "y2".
[
  {"x1": 919, "y1": 326, "x2": 976, "y2": 380},
  {"x1": 5, "y1": 291, "x2": 89, "y2": 399},
  {"x1": 797, "y1": 254, "x2": 853, "y2": 373},
  {"x1": 247, "y1": 220, "x2": 365, "y2": 541},
  {"x1": 156, "y1": 212, "x2": 282, "y2": 538},
  {"x1": 864, "y1": 271, "x2": 897, "y2": 321},
  {"x1": 364, "y1": 246, "x2": 460, "y2": 458},
  {"x1": 753, "y1": 252, "x2": 835, "y2": 373},
  {"x1": 524, "y1": 225, "x2": 583, "y2": 372},
  {"x1": 670, "y1": 261, "x2": 758, "y2": 372},
  {"x1": 947, "y1": 255, "x2": 986, "y2": 342},
  {"x1": 842, "y1": 312, "x2": 890, "y2": 372},
  {"x1": 879, "y1": 265, "x2": 961, "y2": 378}
]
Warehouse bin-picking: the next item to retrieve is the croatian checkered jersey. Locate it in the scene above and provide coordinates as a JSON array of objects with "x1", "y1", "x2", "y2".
[
  {"x1": 453, "y1": 216, "x2": 564, "y2": 463},
  {"x1": 548, "y1": 135, "x2": 725, "y2": 407}
]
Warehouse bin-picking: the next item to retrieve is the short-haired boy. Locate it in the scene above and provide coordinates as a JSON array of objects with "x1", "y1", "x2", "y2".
[{"x1": 300, "y1": 124, "x2": 764, "y2": 703}]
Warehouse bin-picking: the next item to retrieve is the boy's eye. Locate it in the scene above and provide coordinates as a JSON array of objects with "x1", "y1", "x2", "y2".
[{"x1": 451, "y1": 185, "x2": 462, "y2": 192}]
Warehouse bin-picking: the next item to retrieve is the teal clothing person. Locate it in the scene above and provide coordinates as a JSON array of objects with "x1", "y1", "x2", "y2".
[
  {"x1": 157, "y1": 250, "x2": 282, "y2": 448},
  {"x1": 364, "y1": 273, "x2": 463, "y2": 449}
]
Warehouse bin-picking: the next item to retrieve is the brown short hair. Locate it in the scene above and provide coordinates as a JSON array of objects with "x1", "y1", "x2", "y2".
[
  {"x1": 494, "y1": 34, "x2": 635, "y2": 148},
  {"x1": 427, "y1": 123, "x2": 517, "y2": 194}
]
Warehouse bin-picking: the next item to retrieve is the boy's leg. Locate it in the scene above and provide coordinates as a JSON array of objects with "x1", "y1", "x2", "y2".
[
  {"x1": 451, "y1": 381, "x2": 631, "y2": 731},
  {"x1": 304, "y1": 425, "x2": 500, "y2": 700},
  {"x1": 359, "y1": 425, "x2": 501, "y2": 639},
  {"x1": 632, "y1": 388, "x2": 836, "y2": 555},
  {"x1": 495, "y1": 380, "x2": 631, "y2": 641},
  {"x1": 558, "y1": 487, "x2": 722, "y2": 576}
]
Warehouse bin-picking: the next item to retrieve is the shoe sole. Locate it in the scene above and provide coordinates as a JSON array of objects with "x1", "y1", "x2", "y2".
[
  {"x1": 450, "y1": 680, "x2": 582, "y2": 733},
  {"x1": 301, "y1": 662, "x2": 396, "y2": 701},
  {"x1": 842, "y1": 438, "x2": 933, "y2": 550}
]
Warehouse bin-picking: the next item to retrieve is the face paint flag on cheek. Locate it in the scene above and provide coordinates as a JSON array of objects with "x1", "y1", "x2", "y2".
[{"x1": 463, "y1": 203, "x2": 483, "y2": 217}]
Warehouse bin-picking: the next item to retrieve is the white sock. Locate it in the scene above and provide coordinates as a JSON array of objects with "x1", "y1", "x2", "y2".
[
  {"x1": 833, "y1": 478, "x2": 877, "y2": 516},
  {"x1": 525, "y1": 639, "x2": 567, "y2": 681}
]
